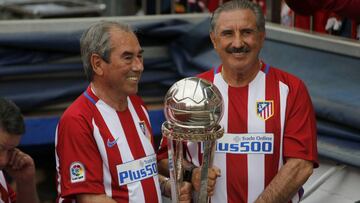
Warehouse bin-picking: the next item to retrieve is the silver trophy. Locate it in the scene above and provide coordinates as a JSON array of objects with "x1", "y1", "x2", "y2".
[{"x1": 162, "y1": 77, "x2": 224, "y2": 203}]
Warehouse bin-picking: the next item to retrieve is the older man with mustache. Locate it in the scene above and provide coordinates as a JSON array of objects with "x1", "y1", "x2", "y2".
[{"x1": 158, "y1": 1, "x2": 318, "y2": 202}]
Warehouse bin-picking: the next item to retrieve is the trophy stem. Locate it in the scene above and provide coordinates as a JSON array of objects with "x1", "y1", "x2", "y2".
[
  {"x1": 175, "y1": 141, "x2": 183, "y2": 201},
  {"x1": 167, "y1": 139, "x2": 183, "y2": 203},
  {"x1": 198, "y1": 140, "x2": 216, "y2": 203},
  {"x1": 168, "y1": 138, "x2": 180, "y2": 203}
]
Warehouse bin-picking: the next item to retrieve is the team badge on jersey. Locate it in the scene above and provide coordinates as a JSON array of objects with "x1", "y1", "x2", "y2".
[
  {"x1": 139, "y1": 121, "x2": 146, "y2": 135},
  {"x1": 70, "y1": 162, "x2": 85, "y2": 183},
  {"x1": 256, "y1": 100, "x2": 274, "y2": 120},
  {"x1": 139, "y1": 121, "x2": 150, "y2": 140}
]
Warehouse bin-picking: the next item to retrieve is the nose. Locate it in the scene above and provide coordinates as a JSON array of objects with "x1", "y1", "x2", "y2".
[
  {"x1": 132, "y1": 57, "x2": 144, "y2": 72},
  {"x1": 232, "y1": 31, "x2": 244, "y2": 48}
]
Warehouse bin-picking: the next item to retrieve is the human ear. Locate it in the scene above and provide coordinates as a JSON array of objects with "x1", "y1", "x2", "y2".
[
  {"x1": 259, "y1": 31, "x2": 266, "y2": 48},
  {"x1": 210, "y1": 32, "x2": 217, "y2": 49},
  {"x1": 90, "y1": 53, "x2": 104, "y2": 76}
]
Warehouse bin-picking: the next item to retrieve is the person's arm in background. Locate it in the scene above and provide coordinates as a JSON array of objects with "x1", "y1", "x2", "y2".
[
  {"x1": 255, "y1": 158, "x2": 313, "y2": 203},
  {"x1": 285, "y1": 0, "x2": 360, "y2": 21},
  {"x1": 5, "y1": 148, "x2": 39, "y2": 203}
]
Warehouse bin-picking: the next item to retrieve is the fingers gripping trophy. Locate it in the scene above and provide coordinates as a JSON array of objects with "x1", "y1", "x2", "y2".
[{"x1": 162, "y1": 77, "x2": 224, "y2": 203}]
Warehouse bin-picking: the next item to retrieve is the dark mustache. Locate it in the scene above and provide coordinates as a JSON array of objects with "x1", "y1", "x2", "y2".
[{"x1": 226, "y1": 46, "x2": 250, "y2": 54}]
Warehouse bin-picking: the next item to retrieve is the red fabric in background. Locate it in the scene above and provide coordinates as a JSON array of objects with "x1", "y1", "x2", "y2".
[{"x1": 285, "y1": 0, "x2": 360, "y2": 21}]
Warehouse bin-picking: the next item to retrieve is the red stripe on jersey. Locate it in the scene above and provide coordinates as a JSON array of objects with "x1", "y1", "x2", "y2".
[
  {"x1": 0, "y1": 185, "x2": 10, "y2": 203},
  {"x1": 264, "y1": 67, "x2": 281, "y2": 187},
  {"x1": 92, "y1": 108, "x2": 129, "y2": 201},
  {"x1": 227, "y1": 86, "x2": 248, "y2": 203},
  {"x1": 118, "y1": 109, "x2": 159, "y2": 203}
]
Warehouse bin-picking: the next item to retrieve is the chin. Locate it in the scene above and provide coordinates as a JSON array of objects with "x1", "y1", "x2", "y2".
[{"x1": 128, "y1": 89, "x2": 138, "y2": 96}]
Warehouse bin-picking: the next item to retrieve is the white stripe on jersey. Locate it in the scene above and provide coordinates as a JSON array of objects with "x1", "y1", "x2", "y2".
[
  {"x1": 279, "y1": 82, "x2": 289, "y2": 170},
  {"x1": 55, "y1": 126, "x2": 74, "y2": 203},
  {"x1": 55, "y1": 125, "x2": 62, "y2": 196},
  {"x1": 247, "y1": 71, "x2": 266, "y2": 203},
  {"x1": 0, "y1": 171, "x2": 8, "y2": 191},
  {"x1": 0, "y1": 171, "x2": 10, "y2": 203},
  {"x1": 127, "y1": 98, "x2": 162, "y2": 202},
  {"x1": 128, "y1": 97, "x2": 155, "y2": 156},
  {"x1": 140, "y1": 105, "x2": 150, "y2": 125},
  {"x1": 96, "y1": 99, "x2": 146, "y2": 203},
  {"x1": 96, "y1": 100, "x2": 152, "y2": 203},
  {"x1": 93, "y1": 120, "x2": 112, "y2": 197},
  {"x1": 211, "y1": 72, "x2": 229, "y2": 203},
  {"x1": 280, "y1": 82, "x2": 301, "y2": 203}
]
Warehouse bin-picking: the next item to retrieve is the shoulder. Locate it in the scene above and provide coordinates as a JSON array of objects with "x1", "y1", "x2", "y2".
[
  {"x1": 267, "y1": 66, "x2": 305, "y2": 90},
  {"x1": 129, "y1": 95, "x2": 146, "y2": 108},
  {"x1": 197, "y1": 68, "x2": 216, "y2": 82},
  {"x1": 58, "y1": 93, "x2": 94, "y2": 129}
]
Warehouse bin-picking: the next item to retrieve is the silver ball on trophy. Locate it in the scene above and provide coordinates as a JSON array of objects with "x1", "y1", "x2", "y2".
[
  {"x1": 162, "y1": 77, "x2": 224, "y2": 203},
  {"x1": 164, "y1": 77, "x2": 223, "y2": 130}
]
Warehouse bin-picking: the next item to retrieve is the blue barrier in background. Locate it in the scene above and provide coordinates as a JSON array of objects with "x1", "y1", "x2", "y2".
[{"x1": 21, "y1": 109, "x2": 166, "y2": 146}]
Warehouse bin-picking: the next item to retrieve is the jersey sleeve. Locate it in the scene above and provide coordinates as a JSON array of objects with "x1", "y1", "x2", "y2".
[
  {"x1": 56, "y1": 112, "x2": 105, "y2": 198},
  {"x1": 283, "y1": 80, "x2": 319, "y2": 167}
]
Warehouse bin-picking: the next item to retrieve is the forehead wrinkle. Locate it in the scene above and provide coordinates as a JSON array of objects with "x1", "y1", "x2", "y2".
[{"x1": 215, "y1": 9, "x2": 257, "y2": 30}]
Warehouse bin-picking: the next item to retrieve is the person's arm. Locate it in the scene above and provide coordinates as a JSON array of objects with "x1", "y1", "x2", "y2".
[
  {"x1": 77, "y1": 194, "x2": 117, "y2": 203},
  {"x1": 5, "y1": 148, "x2": 39, "y2": 203},
  {"x1": 158, "y1": 164, "x2": 192, "y2": 202},
  {"x1": 255, "y1": 158, "x2": 313, "y2": 203},
  {"x1": 285, "y1": 0, "x2": 360, "y2": 21}
]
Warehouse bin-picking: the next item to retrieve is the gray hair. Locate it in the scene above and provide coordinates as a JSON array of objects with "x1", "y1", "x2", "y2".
[
  {"x1": 80, "y1": 21, "x2": 133, "y2": 82},
  {"x1": 210, "y1": 0, "x2": 265, "y2": 33}
]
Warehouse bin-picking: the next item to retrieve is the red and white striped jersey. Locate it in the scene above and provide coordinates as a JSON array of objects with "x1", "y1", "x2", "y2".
[
  {"x1": 55, "y1": 86, "x2": 162, "y2": 203},
  {"x1": 0, "y1": 171, "x2": 15, "y2": 203},
  {"x1": 158, "y1": 62, "x2": 318, "y2": 203}
]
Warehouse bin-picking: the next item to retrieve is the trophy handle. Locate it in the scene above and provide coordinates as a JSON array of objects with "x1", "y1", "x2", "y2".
[{"x1": 198, "y1": 140, "x2": 216, "y2": 203}]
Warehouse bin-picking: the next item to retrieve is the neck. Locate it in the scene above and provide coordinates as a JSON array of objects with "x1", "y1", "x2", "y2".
[
  {"x1": 91, "y1": 82, "x2": 128, "y2": 111},
  {"x1": 222, "y1": 60, "x2": 261, "y2": 87}
]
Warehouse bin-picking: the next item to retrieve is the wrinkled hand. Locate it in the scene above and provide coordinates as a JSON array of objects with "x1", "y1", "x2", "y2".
[
  {"x1": 179, "y1": 182, "x2": 192, "y2": 203},
  {"x1": 191, "y1": 166, "x2": 221, "y2": 196},
  {"x1": 5, "y1": 148, "x2": 36, "y2": 182}
]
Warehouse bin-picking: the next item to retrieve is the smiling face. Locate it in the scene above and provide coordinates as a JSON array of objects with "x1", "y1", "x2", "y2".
[
  {"x1": 99, "y1": 28, "x2": 144, "y2": 98},
  {"x1": 210, "y1": 9, "x2": 265, "y2": 77}
]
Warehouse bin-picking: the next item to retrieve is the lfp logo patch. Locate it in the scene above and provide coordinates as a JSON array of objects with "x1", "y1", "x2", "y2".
[
  {"x1": 70, "y1": 162, "x2": 85, "y2": 183},
  {"x1": 256, "y1": 100, "x2": 274, "y2": 121}
]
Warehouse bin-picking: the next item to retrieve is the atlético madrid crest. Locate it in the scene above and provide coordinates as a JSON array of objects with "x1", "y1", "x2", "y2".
[
  {"x1": 256, "y1": 100, "x2": 274, "y2": 121},
  {"x1": 139, "y1": 121, "x2": 150, "y2": 140}
]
